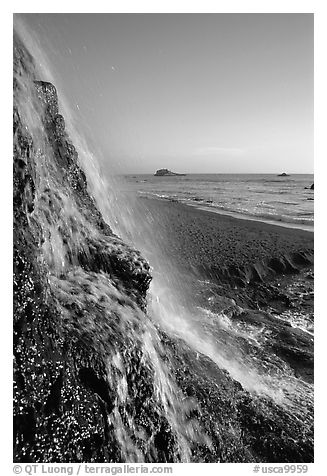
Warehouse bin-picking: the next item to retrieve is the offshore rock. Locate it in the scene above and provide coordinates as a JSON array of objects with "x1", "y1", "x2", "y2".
[
  {"x1": 154, "y1": 168, "x2": 186, "y2": 176},
  {"x1": 304, "y1": 184, "x2": 314, "y2": 190}
]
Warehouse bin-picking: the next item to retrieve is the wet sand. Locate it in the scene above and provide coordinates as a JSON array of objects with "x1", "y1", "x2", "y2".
[{"x1": 141, "y1": 197, "x2": 314, "y2": 286}]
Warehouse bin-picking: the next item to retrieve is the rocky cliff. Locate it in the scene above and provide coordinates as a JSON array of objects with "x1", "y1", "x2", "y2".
[{"x1": 13, "y1": 32, "x2": 187, "y2": 463}]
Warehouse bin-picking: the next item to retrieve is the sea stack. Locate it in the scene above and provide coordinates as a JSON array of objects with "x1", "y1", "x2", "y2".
[{"x1": 154, "y1": 168, "x2": 186, "y2": 176}]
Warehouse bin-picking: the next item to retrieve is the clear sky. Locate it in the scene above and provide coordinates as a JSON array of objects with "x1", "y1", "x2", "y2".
[{"x1": 19, "y1": 13, "x2": 313, "y2": 174}]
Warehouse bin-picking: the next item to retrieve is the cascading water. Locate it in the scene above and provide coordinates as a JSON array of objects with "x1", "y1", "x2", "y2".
[
  {"x1": 13, "y1": 21, "x2": 208, "y2": 463},
  {"x1": 13, "y1": 16, "x2": 313, "y2": 463}
]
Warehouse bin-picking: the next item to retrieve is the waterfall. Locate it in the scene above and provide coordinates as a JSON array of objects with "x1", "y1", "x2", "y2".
[
  {"x1": 13, "y1": 16, "x2": 313, "y2": 464},
  {"x1": 13, "y1": 21, "x2": 209, "y2": 463}
]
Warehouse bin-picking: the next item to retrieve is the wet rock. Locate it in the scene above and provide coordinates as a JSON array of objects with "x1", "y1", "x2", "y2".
[
  {"x1": 13, "y1": 33, "x2": 160, "y2": 463},
  {"x1": 233, "y1": 309, "x2": 313, "y2": 384},
  {"x1": 34, "y1": 81, "x2": 59, "y2": 120},
  {"x1": 304, "y1": 183, "x2": 314, "y2": 190}
]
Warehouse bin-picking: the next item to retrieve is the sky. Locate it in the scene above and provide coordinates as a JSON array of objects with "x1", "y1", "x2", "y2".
[{"x1": 18, "y1": 13, "x2": 313, "y2": 174}]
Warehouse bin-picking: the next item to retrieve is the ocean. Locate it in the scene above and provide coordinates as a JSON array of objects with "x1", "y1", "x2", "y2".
[{"x1": 124, "y1": 173, "x2": 314, "y2": 230}]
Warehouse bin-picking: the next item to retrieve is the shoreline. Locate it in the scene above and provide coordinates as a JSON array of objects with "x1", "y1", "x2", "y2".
[
  {"x1": 139, "y1": 195, "x2": 314, "y2": 389},
  {"x1": 185, "y1": 201, "x2": 314, "y2": 233},
  {"x1": 139, "y1": 195, "x2": 314, "y2": 233},
  {"x1": 138, "y1": 196, "x2": 313, "y2": 290}
]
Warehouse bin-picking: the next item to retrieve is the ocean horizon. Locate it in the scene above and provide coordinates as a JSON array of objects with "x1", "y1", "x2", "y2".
[{"x1": 123, "y1": 173, "x2": 314, "y2": 230}]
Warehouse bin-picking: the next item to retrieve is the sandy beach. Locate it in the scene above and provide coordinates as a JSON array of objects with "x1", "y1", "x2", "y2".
[
  {"x1": 140, "y1": 197, "x2": 314, "y2": 287},
  {"x1": 138, "y1": 196, "x2": 314, "y2": 462}
]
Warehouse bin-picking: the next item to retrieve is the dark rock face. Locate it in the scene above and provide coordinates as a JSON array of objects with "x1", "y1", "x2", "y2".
[
  {"x1": 304, "y1": 184, "x2": 314, "y2": 191},
  {"x1": 13, "y1": 33, "x2": 180, "y2": 463}
]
